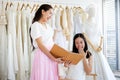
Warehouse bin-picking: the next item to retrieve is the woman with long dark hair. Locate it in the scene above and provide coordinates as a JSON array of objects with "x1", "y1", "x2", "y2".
[
  {"x1": 65, "y1": 33, "x2": 93, "y2": 80},
  {"x1": 29, "y1": 4, "x2": 62, "y2": 80}
]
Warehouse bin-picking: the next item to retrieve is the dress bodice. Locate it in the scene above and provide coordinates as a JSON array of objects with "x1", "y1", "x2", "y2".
[
  {"x1": 84, "y1": 20, "x2": 100, "y2": 45},
  {"x1": 73, "y1": 12, "x2": 84, "y2": 34}
]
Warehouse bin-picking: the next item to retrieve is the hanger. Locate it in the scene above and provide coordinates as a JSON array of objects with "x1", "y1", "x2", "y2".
[
  {"x1": 5, "y1": 2, "x2": 9, "y2": 10},
  {"x1": 25, "y1": 3, "x2": 31, "y2": 10},
  {"x1": 0, "y1": 1, "x2": 7, "y2": 25},
  {"x1": 17, "y1": 2, "x2": 20, "y2": 11},
  {"x1": 72, "y1": 6, "x2": 77, "y2": 15},
  {"x1": 77, "y1": 7, "x2": 84, "y2": 14},
  {"x1": 35, "y1": 4, "x2": 39, "y2": 11},
  {"x1": 59, "y1": 5, "x2": 64, "y2": 11},
  {"x1": 31, "y1": 4, "x2": 36, "y2": 13},
  {"x1": 10, "y1": 2, "x2": 13, "y2": 7},
  {"x1": 54, "y1": 5, "x2": 58, "y2": 9},
  {"x1": 1, "y1": 1, "x2": 4, "y2": 15},
  {"x1": 59, "y1": 5, "x2": 63, "y2": 9},
  {"x1": 66, "y1": 6, "x2": 70, "y2": 11},
  {"x1": 21, "y1": 3, "x2": 25, "y2": 11}
]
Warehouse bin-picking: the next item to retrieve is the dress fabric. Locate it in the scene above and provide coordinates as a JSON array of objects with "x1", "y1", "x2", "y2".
[
  {"x1": 6, "y1": 6, "x2": 18, "y2": 80},
  {"x1": 54, "y1": 8, "x2": 67, "y2": 49},
  {"x1": 73, "y1": 12, "x2": 84, "y2": 35},
  {"x1": 21, "y1": 10, "x2": 29, "y2": 73},
  {"x1": 54, "y1": 8, "x2": 68, "y2": 78},
  {"x1": 30, "y1": 22, "x2": 59, "y2": 80},
  {"x1": 0, "y1": 16, "x2": 7, "y2": 80},
  {"x1": 66, "y1": 59, "x2": 86, "y2": 80},
  {"x1": 66, "y1": 8, "x2": 74, "y2": 51},
  {"x1": 16, "y1": 11, "x2": 25, "y2": 80},
  {"x1": 84, "y1": 21, "x2": 116, "y2": 80}
]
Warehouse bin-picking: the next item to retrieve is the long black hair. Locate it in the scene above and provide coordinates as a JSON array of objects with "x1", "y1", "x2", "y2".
[
  {"x1": 72, "y1": 33, "x2": 92, "y2": 58},
  {"x1": 29, "y1": 4, "x2": 53, "y2": 50}
]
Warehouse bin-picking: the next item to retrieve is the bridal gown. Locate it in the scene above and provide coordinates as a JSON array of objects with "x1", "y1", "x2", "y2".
[
  {"x1": 21, "y1": 10, "x2": 29, "y2": 74},
  {"x1": 6, "y1": 5, "x2": 18, "y2": 80},
  {"x1": 16, "y1": 10, "x2": 26, "y2": 80},
  {"x1": 61, "y1": 8, "x2": 69, "y2": 50},
  {"x1": 54, "y1": 8, "x2": 67, "y2": 49},
  {"x1": 54, "y1": 7, "x2": 68, "y2": 78},
  {"x1": 66, "y1": 7, "x2": 74, "y2": 51},
  {"x1": 84, "y1": 20, "x2": 116, "y2": 80},
  {"x1": 73, "y1": 11, "x2": 84, "y2": 35},
  {"x1": 26, "y1": 8, "x2": 33, "y2": 80},
  {"x1": 0, "y1": 13, "x2": 7, "y2": 80}
]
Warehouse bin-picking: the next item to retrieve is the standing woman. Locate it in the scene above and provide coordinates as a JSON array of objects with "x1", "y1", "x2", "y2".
[{"x1": 29, "y1": 4, "x2": 61, "y2": 80}]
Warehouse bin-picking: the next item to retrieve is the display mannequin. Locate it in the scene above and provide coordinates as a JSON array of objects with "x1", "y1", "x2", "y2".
[{"x1": 83, "y1": 4, "x2": 116, "y2": 80}]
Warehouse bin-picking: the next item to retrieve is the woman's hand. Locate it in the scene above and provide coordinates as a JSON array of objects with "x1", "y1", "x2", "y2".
[
  {"x1": 64, "y1": 60, "x2": 72, "y2": 67},
  {"x1": 55, "y1": 58, "x2": 64, "y2": 63}
]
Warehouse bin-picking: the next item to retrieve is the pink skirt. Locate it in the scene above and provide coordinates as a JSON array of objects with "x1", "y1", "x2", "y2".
[{"x1": 30, "y1": 48, "x2": 59, "y2": 80}]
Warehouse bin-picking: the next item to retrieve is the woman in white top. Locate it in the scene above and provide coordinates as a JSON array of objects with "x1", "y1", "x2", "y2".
[
  {"x1": 65, "y1": 33, "x2": 93, "y2": 80},
  {"x1": 29, "y1": 4, "x2": 62, "y2": 80}
]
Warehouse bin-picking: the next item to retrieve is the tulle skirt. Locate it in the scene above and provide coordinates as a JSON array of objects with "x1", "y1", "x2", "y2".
[{"x1": 30, "y1": 48, "x2": 59, "y2": 80}]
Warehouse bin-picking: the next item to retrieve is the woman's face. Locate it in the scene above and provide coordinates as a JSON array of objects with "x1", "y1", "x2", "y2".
[
  {"x1": 42, "y1": 8, "x2": 53, "y2": 22},
  {"x1": 75, "y1": 37, "x2": 85, "y2": 51}
]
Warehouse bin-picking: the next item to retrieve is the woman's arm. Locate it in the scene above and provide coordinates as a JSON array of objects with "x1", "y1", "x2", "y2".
[
  {"x1": 36, "y1": 37, "x2": 59, "y2": 62},
  {"x1": 83, "y1": 55, "x2": 93, "y2": 75}
]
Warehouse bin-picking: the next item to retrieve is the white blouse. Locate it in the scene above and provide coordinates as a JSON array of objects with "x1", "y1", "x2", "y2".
[{"x1": 31, "y1": 22, "x2": 54, "y2": 49}]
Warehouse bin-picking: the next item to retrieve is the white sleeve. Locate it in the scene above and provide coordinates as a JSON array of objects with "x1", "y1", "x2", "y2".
[{"x1": 31, "y1": 23, "x2": 42, "y2": 40}]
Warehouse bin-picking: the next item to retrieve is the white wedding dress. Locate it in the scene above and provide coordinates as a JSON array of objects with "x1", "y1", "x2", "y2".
[
  {"x1": 6, "y1": 5, "x2": 18, "y2": 80},
  {"x1": 0, "y1": 13, "x2": 7, "y2": 80},
  {"x1": 84, "y1": 20, "x2": 116, "y2": 80},
  {"x1": 54, "y1": 7, "x2": 68, "y2": 79}
]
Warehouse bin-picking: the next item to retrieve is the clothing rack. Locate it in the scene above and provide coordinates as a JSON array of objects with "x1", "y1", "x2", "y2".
[{"x1": 1, "y1": 1, "x2": 84, "y2": 12}]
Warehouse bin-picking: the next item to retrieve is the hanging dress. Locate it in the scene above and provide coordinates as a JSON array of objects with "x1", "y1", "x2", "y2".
[
  {"x1": 54, "y1": 8, "x2": 67, "y2": 49},
  {"x1": 6, "y1": 5, "x2": 18, "y2": 80},
  {"x1": 16, "y1": 10, "x2": 26, "y2": 80},
  {"x1": 66, "y1": 7, "x2": 74, "y2": 51},
  {"x1": 21, "y1": 9, "x2": 29, "y2": 74},
  {"x1": 0, "y1": 5, "x2": 7, "y2": 80},
  {"x1": 26, "y1": 8, "x2": 33, "y2": 79},
  {"x1": 54, "y1": 7, "x2": 68, "y2": 79},
  {"x1": 73, "y1": 11, "x2": 84, "y2": 35}
]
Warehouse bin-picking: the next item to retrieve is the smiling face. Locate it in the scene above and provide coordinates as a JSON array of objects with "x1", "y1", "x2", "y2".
[
  {"x1": 75, "y1": 37, "x2": 85, "y2": 52},
  {"x1": 41, "y1": 8, "x2": 53, "y2": 22}
]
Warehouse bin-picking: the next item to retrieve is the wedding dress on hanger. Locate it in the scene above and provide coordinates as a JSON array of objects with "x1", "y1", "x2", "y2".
[
  {"x1": 83, "y1": 4, "x2": 116, "y2": 80},
  {"x1": 54, "y1": 6, "x2": 68, "y2": 79},
  {"x1": 73, "y1": 8, "x2": 84, "y2": 35},
  {"x1": 0, "y1": 2, "x2": 7, "y2": 80},
  {"x1": 16, "y1": 5, "x2": 26, "y2": 80},
  {"x1": 66, "y1": 7, "x2": 74, "y2": 51},
  {"x1": 6, "y1": 4, "x2": 18, "y2": 80}
]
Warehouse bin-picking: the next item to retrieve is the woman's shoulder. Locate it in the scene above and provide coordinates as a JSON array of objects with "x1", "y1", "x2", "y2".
[
  {"x1": 31, "y1": 22, "x2": 40, "y2": 27},
  {"x1": 30, "y1": 22, "x2": 42, "y2": 32},
  {"x1": 31, "y1": 22, "x2": 43, "y2": 30}
]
